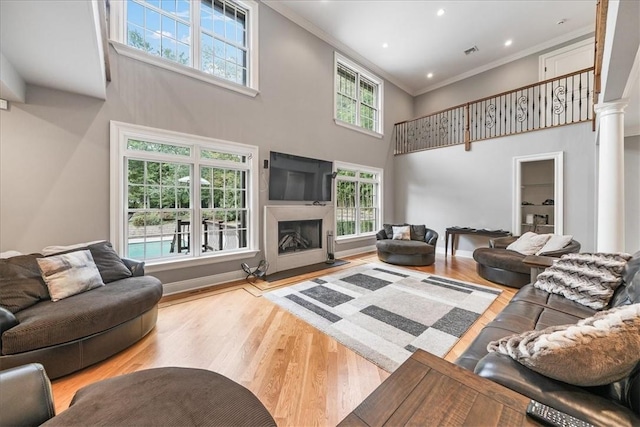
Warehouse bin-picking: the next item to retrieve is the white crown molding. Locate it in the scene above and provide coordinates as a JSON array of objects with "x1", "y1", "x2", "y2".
[
  {"x1": 261, "y1": 0, "x2": 414, "y2": 96},
  {"x1": 261, "y1": 2, "x2": 594, "y2": 98},
  {"x1": 414, "y1": 26, "x2": 595, "y2": 96},
  {"x1": 626, "y1": 125, "x2": 640, "y2": 137}
]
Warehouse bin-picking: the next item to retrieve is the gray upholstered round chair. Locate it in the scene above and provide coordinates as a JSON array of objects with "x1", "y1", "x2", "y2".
[
  {"x1": 375, "y1": 224, "x2": 438, "y2": 266},
  {"x1": 0, "y1": 363, "x2": 276, "y2": 427},
  {"x1": 473, "y1": 236, "x2": 581, "y2": 288}
]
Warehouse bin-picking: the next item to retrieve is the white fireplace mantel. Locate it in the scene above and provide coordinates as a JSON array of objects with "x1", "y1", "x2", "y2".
[{"x1": 264, "y1": 205, "x2": 334, "y2": 274}]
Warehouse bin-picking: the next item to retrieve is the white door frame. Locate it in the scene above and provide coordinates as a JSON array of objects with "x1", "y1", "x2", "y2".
[
  {"x1": 513, "y1": 152, "x2": 564, "y2": 235},
  {"x1": 538, "y1": 37, "x2": 595, "y2": 81}
]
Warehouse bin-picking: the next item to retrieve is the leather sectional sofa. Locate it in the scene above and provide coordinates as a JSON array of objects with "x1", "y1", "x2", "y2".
[
  {"x1": 0, "y1": 244, "x2": 163, "y2": 379},
  {"x1": 456, "y1": 251, "x2": 640, "y2": 426}
]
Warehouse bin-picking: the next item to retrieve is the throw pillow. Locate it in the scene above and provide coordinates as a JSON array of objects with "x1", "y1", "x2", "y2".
[
  {"x1": 487, "y1": 303, "x2": 640, "y2": 386},
  {"x1": 0, "y1": 254, "x2": 50, "y2": 313},
  {"x1": 535, "y1": 234, "x2": 573, "y2": 255},
  {"x1": 506, "y1": 232, "x2": 552, "y2": 256},
  {"x1": 383, "y1": 223, "x2": 406, "y2": 239},
  {"x1": 41, "y1": 240, "x2": 105, "y2": 256},
  {"x1": 392, "y1": 226, "x2": 411, "y2": 240},
  {"x1": 37, "y1": 250, "x2": 104, "y2": 302},
  {"x1": 0, "y1": 250, "x2": 23, "y2": 259},
  {"x1": 410, "y1": 225, "x2": 427, "y2": 241},
  {"x1": 534, "y1": 252, "x2": 633, "y2": 309},
  {"x1": 45, "y1": 241, "x2": 132, "y2": 284}
]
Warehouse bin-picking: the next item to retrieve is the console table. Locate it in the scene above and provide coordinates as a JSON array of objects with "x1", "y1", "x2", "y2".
[
  {"x1": 338, "y1": 349, "x2": 539, "y2": 426},
  {"x1": 445, "y1": 227, "x2": 511, "y2": 257}
]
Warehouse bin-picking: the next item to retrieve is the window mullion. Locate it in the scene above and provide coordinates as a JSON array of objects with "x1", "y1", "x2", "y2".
[
  {"x1": 355, "y1": 180, "x2": 360, "y2": 235},
  {"x1": 355, "y1": 73, "x2": 361, "y2": 127},
  {"x1": 192, "y1": 0, "x2": 201, "y2": 71}
]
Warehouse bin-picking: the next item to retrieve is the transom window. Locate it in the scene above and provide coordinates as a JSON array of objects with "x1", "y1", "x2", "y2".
[
  {"x1": 334, "y1": 163, "x2": 382, "y2": 238},
  {"x1": 111, "y1": 122, "x2": 259, "y2": 265},
  {"x1": 334, "y1": 52, "x2": 384, "y2": 137},
  {"x1": 110, "y1": 0, "x2": 259, "y2": 94}
]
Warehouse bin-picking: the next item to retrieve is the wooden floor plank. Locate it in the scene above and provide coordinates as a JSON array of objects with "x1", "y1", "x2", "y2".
[{"x1": 50, "y1": 252, "x2": 517, "y2": 426}]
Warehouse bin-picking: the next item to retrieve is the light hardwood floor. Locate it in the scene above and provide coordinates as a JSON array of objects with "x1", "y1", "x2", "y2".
[{"x1": 51, "y1": 252, "x2": 517, "y2": 426}]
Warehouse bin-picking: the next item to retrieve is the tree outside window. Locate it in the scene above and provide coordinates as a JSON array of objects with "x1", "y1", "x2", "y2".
[{"x1": 335, "y1": 166, "x2": 381, "y2": 238}]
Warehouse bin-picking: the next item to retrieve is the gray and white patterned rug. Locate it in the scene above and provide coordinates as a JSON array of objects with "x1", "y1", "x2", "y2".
[{"x1": 264, "y1": 263, "x2": 502, "y2": 372}]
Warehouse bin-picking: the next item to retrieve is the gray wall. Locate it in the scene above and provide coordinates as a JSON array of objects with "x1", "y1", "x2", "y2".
[
  {"x1": 394, "y1": 123, "x2": 597, "y2": 255},
  {"x1": 413, "y1": 35, "x2": 593, "y2": 117},
  {"x1": 625, "y1": 135, "x2": 640, "y2": 253},
  {"x1": 0, "y1": 4, "x2": 412, "y2": 284}
]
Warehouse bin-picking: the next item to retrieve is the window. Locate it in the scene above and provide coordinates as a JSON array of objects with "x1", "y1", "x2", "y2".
[
  {"x1": 110, "y1": 122, "x2": 259, "y2": 266},
  {"x1": 334, "y1": 52, "x2": 384, "y2": 137},
  {"x1": 110, "y1": 0, "x2": 259, "y2": 96},
  {"x1": 334, "y1": 163, "x2": 382, "y2": 239}
]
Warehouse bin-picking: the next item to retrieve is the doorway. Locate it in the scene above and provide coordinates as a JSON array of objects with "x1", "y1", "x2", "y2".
[{"x1": 513, "y1": 152, "x2": 564, "y2": 235}]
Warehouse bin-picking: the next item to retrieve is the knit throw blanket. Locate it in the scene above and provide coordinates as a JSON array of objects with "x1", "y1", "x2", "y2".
[{"x1": 534, "y1": 252, "x2": 632, "y2": 309}]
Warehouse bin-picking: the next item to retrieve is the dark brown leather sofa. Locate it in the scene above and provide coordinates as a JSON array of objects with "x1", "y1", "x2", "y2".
[
  {"x1": 473, "y1": 236, "x2": 581, "y2": 288},
  {"x1": 455, "y1": 251, "x2": 640, "y2": 427},
  {"x1": 0, "y1": 250, "x2": 163, "y2": 379},
  {"x1": 375, "y1": 224, "x2": 438, "y2": 266}
]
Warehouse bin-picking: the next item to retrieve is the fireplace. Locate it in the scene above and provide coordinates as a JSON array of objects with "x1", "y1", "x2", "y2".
[
  {"x1": 278, "y1": 219, "x2": 322, "y2": 254},
  {"x1": 264, "y1": 205, "x2": 335, "y2": 274}
]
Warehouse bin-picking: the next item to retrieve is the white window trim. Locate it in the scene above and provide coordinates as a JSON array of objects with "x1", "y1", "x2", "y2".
[
  {"x1": 333, "y1": 161, "x2": 383, "y2": 241},
  {"x1": 110, "y1": 120, "x2": 260, "y2": 269},
  {"x1": 334, "y1": 52, "x2": 384, "y2": 137},
  {"x1": 109, "y1": 0, "x2": 260, "y2": 98}
]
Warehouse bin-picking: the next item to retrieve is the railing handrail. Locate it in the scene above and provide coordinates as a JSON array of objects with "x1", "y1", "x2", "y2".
[{"x1": 394, "y1": 66, "x2": 595, "y2": 127}]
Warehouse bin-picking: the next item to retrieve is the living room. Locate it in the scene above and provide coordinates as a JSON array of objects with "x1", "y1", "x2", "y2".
[{"x1": 1, "y1": 0, "x2": 640, "y2": 425}]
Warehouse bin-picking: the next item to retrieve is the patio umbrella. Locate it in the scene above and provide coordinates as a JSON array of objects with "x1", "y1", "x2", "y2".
[{"x1": 178, "y1": 176, "x2": 210, "y2": 185}]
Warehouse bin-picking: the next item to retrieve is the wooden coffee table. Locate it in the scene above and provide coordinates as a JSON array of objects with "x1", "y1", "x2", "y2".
[
  {"x1": 523, "y1": 255, "x2": 555, "y2": 282},
  {"x1": 338, "y1": 349, "x2": 540, "y2": 426}
]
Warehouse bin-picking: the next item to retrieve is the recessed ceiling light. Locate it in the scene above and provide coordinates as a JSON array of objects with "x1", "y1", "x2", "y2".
[
  {"x1": 437, "y1": 8, "x2": 445, "y2": 16},
  {"x1": 427, "y1": 73, "x2": 434, "y2": 79},
  {"x1": 382, "y1": 43, "x2": 389, "y2": 48},
  {"x1": 504, "y1": 39, "x2": 513, "y2": 47}
]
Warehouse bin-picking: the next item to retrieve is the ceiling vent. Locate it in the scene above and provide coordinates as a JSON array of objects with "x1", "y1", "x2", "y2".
[{"x1": 464, "y1": 46, "x2": 479, "y2": 55}]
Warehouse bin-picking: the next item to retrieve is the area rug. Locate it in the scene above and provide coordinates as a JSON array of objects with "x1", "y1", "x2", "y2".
[{"x1": 264, "y1": 263, "x2": 502, "y2": 372}]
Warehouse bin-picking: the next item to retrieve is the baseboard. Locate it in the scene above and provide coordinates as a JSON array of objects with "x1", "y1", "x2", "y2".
[
  {"x1": 336, "y1": 245, "x2": 376, "y2": 258},
  {"x1": 163, "y1": 245, "x2": 377, "y2": 295},
  {"x1": 162, "y1": 270, "x2": 247, "y2": 296},
  {"x1": 435, "y1": 246, "x2": 474, "y2": 259}
]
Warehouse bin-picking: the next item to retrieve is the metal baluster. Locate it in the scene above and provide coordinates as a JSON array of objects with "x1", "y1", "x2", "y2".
[{"x1": 564, "y1": 76, "x2": 568, "y2": 125}]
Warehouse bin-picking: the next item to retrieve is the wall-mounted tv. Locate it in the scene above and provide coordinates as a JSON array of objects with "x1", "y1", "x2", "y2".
[{"x1": 269, "y1": 151, "x2": 333, "y2": 202}]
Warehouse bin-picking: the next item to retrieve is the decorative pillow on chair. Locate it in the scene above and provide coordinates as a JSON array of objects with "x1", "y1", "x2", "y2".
[
  {"x1": 0, "y1": 254, "x2": 49, "y2": 313},
  {"x1": 487, "y1": 303, "x2": 640, "y2": 386},
  {"x1": 506, "y1": 232, "x2": 552, "y2": 256},
  {"x1": 409, "y1": 225, "x2": 427, "y2": 241},
  {"x1": 534, "y1": 252, "x2": 632, "y2": 309},
  {"x1": 37, "y1": 250, "x2": 104, "y2": 302},
  {"x1": 392, "y1": 226, "x2": 411, "y2": 240}
]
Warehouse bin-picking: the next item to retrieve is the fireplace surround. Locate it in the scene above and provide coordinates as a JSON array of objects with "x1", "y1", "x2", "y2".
[{"x1": 264, "y1": 205, "x2": 334, "y2": 274}]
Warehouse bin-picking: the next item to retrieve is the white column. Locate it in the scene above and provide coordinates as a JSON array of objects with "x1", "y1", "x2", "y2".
[{"x1": 594, "y1": 99, "x2": 628, "y2": 252}]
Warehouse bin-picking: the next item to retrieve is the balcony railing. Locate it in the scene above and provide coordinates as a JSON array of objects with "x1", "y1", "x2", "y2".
[{"x1": 394, "y1": 67, "x2": 594, "y2": 155}]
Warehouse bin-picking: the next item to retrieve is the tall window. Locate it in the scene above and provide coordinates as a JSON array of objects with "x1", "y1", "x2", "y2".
[
  {"x1": 111, "y1": 122, "x2": 258, "y2": 263},
  {"x1": 334, "y1": 52, "x2": 384, "y2": 136},
  {"x1": 111, "y1": 0, "x2": 259, "y2": 93},
  {"x1": 334, "y1": 163, "x2": 382, "y2": 238}
]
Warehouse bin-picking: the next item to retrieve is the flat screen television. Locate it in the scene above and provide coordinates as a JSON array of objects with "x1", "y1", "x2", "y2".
[{"x1": 269, "y1": 151, "x2": 333, "y2": 202}]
